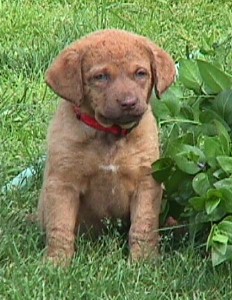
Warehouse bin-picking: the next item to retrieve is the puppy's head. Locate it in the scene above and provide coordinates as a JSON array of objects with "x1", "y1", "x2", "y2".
[{"x1": 46, "y1": 30, "x2": 176, "y2": 128}]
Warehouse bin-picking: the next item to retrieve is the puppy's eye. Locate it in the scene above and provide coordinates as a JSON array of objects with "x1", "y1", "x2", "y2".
[
  {"x1": 135, "y1": 69, "x2": 148, "y2": 79},
  {"x1": 93, "y1": 73, "x2": 110, "y2": 82}
]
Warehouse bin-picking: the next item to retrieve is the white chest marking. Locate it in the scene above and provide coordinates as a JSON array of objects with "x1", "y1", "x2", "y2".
[{"x1": 99, "y1": 164, "x2": 119, "y2": 173}]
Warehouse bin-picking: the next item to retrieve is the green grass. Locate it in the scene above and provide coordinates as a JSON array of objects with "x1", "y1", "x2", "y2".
[{"x1": 1, "y1": 0, "x2": 232, "y2": 299}]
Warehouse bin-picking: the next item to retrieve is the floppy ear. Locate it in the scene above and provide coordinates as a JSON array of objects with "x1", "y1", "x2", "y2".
[
  {"x1": 46, "y1": 48, "x2": 83, "y2": 104},
  {"x1": 146, "y1": 41, "x2": 176, "y2": 98}
]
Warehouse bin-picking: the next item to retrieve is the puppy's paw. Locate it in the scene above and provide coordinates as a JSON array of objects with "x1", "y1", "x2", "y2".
[
  {"x1": 44, "y1": 242, "x2": 75, "y2": 267},
  {"x1": 44, "y1": 249, "x2": 74, "y2": 267},
  {"x1": 129, "y1": 240, "x2": 159, "y2": 262}
]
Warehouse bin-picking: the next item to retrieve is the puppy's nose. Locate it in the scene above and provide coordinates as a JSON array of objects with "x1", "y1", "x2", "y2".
[{"x1": 119, "y1": 96, "x2": 138, "y2": 110}]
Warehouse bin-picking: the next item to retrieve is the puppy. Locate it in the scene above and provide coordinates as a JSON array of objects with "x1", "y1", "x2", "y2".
[{"x1": 38, "y1": 29, "x2": 176, "y2": 265}]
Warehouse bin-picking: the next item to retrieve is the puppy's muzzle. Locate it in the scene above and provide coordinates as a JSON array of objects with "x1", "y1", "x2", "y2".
[{"x1": 118, "y1": 96, "x2": 138, "y2": 110}]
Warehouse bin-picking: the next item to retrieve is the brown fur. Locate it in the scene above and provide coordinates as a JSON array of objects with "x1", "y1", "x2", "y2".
[{"x1": 38, "y1": 29, "x2": 176, "y2": 265}]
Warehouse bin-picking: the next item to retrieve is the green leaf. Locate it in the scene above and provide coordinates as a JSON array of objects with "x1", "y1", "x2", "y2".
[
  {"x1": 174, "y1": 144, "x2": 205, "y2": 175},
  {"x1": 180, "y1": 105, "x2": 195, "y2": 120},
  {"x1": 192, "y1": 173, "x2": 211, "y2": 196},
  {"x1": 161, "y1": 124, "x2": 181, "y2": 156},
  {"x1": 199, "y1": 110, "x2": 230, "y2": 135},
  {"x1": 212, "y1": 245, "x2": 232, "y2": 266},
  {"x1": 152, "y1": 99, "x2": 170, "y2": 119},
  {"x1": 197, "y1": 60, "x2": 232, "y2": 94},
  {"x1": 212, "y1": 249, "x2": 224, "y2": 266},
  {"x1": 175, "y1": 155, "x2": 200, "y2": 175},
  {"x1": 220, "y1": 188, "x2": 232, "y2": 212},
  {"x1": 212, "y1": 89, "x2": 232, "y2": 126},
  {"x1": 178, "y1": 59, "x2": 202, "y2": 94},
  {"x1": 206, "y1": 189, "x2": 223, "y2": 199},
  {"x1": 194, "y1": 189, "x2": 225, "y2": 221},
  {"x1": 165, "y1": 133, "x2": 194, "y2": 159},
  {"x1": 213, "y1": 120, "x2": 231, "y2": 156},
  {"x1": 189, "y1": 196, "x2": 205, "y2": 211},
  {"x1": 161, "y1": 86, "x2": 182, "y2": 117},
  {"x1": 222, "y1": 216, "x2": 232, "y2": 223},
  {"x1": 199, "y1": 109, "x2": 224, "y2": 124},
  {"x1": 214, "y1": 178, "x2": 232, "y2": 189},
  {"x1": 165, "y1": 169, "x2": 189, "y2": 195},
  {"x1": 212, "y1": 233, "x2": 228, "y2": 246},
  {"x1": 213, "y1": 168, "x2": 227, "y2": 180},
  {"x1": 203, "y1": 136, "x2": 224, "y2": 167},
  {"x1": 217, "y1": 156, "x2": 232, "y2": 174},
  {"x1": 161, "y1": 85, "x2": 183, "y2": 101},
  {"x1": 218, "y1": 218, "x2": 232, "y2": 243},
  {"x1": 163, "y1": 97, "x2": 181, "y2": 117},
  {"x1": 152, "y1": 157, "x2": 173, "y2": 183},
  {"x1": 153, "y1": 86, "x2": 182, "y2": 119},
  {"x1": 205, "y1": 197, "x2": 221, "y2": 215}
]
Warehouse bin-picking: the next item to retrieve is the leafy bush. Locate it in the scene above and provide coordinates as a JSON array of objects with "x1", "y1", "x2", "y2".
[{"x1": 152, "y1": 39, "x2": 232, "y2": 266}]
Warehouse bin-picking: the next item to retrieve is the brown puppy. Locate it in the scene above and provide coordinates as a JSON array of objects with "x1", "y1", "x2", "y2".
[{"x1": 38, "y1": 29, "x2": 176, "y2": 265}]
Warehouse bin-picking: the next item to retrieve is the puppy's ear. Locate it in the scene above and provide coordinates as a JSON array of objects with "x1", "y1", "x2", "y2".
[
  {"x1": 146, "y1": 41, "x2": 176, "y2": 98},
  {"x1": 46, "y1": 49, "x2": 83, "y2": 104}
]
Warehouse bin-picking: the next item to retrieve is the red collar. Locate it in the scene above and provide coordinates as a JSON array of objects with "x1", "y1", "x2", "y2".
[{"x1": 73, "y1": 106, "x2": 130, "y2": 136}]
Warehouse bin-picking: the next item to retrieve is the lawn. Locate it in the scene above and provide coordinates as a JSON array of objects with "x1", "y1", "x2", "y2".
[{"x1": 1, "y1": 0, "x2": 232, "y2": 299}]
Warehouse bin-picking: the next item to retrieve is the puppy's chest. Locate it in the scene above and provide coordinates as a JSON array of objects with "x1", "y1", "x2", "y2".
[
  {"x1": 98, "y1": 143, "x2": 130, "y2": 175},
  {"x1": 80, "y1": 136, "x2": 154, "y2": 218},
  {"x1": 85, "y1": 140, "x2": 141, "y2": 197},
  {"x1": 96, "y1": 144, "x2": 136, "y2": 190},
  {"x1": 86, "y1": 153, "x2": 136, "y2": 218}
]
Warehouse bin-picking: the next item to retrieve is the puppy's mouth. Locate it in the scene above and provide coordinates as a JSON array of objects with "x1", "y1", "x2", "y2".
[{"x1": 95, "y1": 112, "x2": 142, "y2": 129}]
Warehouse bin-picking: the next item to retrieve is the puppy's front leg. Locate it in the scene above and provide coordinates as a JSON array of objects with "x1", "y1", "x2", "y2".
[
  {"x1": 39, "y1": 178, "x2": 80, "y2": 266},
  {"x1": 129, "y1": 175, "x2": 162, "y2": 261}
]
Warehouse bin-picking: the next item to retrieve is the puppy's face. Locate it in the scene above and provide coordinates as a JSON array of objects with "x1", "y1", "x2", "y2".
[
  {"x1": 82, "y1": 39, "x2": 153, "y2": 128},
  {"x1": 46, "y1": 30, "x2": 176, "y2": 128}
]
